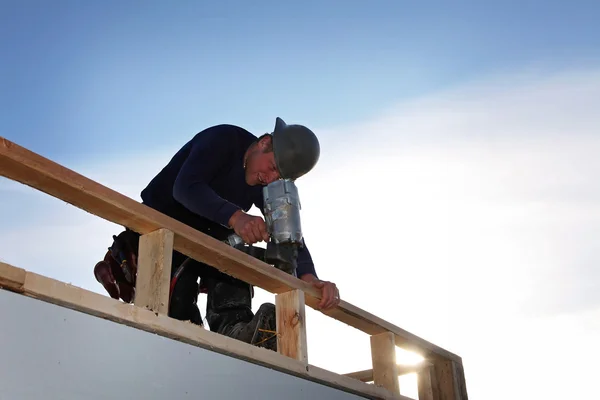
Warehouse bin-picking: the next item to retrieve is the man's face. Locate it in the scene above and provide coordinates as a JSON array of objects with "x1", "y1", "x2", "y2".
[{"x1": 245, "y1": 136, "x2": 281, "y2": 186}]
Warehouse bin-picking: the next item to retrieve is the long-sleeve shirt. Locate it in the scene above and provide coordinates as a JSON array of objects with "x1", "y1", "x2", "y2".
[{"x1": 140, "y1": 124, "x2": 318, "y2": 279}]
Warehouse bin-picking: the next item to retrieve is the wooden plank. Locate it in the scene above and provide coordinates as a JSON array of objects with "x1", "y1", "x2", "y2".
[
  {"x1": 0, "y1": 262, "x2": 405, "y2": 400},
  {"x1": 417, "y1": 363, "x2": 437, "y2": 400},
  {"x1": 135, "y1": 228, "x2": 174, "y2": 314},
  {"x1": 370, "y1": 332, "x2": 400, "y2": 395},
  {"x1": 0, "y1": 262, "x2": 26, "y2": 292},
  {"x1": 453, "y1": 360, "x2": 469, "y2": 400},
  {"x1": 276, "y1": 289, "x2": 308, "y2": 363},
  {"x1": 306, "y1": 365, "x2": 410, "y2": 400},
  {"x1": 322, "y1": 301, "x2": 460, "y2": 362},
  {"x1": 344, "y1": 360, "x2": 433, "y2": 382},
  {"x1": 0, "y1": 136, "x2": 462, "y2": 363},
  {"x1": 432, "y1": 359, "x2": 469, "y2": 400}
]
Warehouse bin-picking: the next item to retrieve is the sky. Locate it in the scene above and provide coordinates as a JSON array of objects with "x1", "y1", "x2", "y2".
[{"x1": 2, "y1": 1, "x2": 600, "y2": 399}]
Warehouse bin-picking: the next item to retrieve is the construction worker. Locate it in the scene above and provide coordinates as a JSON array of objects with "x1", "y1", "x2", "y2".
[{"x1": 93, "y1": 117, "x2": 340, "y2": 350}]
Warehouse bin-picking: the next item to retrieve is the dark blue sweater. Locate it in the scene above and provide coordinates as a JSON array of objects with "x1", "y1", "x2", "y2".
[{"x1": 140, "y1": 124, "x2": 317, "y2": 279}]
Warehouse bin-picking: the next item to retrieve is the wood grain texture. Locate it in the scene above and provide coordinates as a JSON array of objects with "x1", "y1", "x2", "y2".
[
  {"x1": 432, "y1": 359, "x2": 469, "y2": 400},
  {"x1": 0, "y1": 136, "x2": 462, "y2": 363},
  {"x1": 0, "y1": 262, "x2": 407, "y2": 400},
  {"x1": 370, "y1": 332, "x2": 400, "y2": 395},
  {"x1": 0, "y1": 262, "x2": 26, "y2": 292},
  {"x1": 452, "y1": 360, "x2": 469, "y2": 400},
  {"x1": 417, "y1": 364, "x2": 437, "y2": 400},
  {"x1": 276, "y1": 289, "x2": 308, "y2": 363},
  {"x1": 135, "y1": 228, "x2": 174, "y2": 314}
]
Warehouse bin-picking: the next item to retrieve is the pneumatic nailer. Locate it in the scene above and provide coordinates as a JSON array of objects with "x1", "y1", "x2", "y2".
[{"x1": 226, "y1": 178, "x2": 304, "y2": 276}]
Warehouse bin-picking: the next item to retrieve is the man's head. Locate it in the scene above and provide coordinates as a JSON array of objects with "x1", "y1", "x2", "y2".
[{"x1": 244, "y1": 117, "x2": 320, "y2": 186}]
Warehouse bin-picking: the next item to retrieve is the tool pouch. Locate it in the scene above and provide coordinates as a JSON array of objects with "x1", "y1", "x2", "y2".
[{"x1": 107, "y1": 229, "x2": 140, "y2": 286}]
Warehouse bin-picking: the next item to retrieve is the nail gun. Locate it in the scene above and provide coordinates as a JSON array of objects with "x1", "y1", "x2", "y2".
[{"x1": 226, "y1": 178, "x2": 304, "y2": 276}]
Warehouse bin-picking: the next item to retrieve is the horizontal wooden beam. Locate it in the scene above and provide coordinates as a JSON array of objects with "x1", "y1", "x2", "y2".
[
  {"x1": 0, "y1": 262, "x2": 26, "y2": 292},
  {"x1": 0, "y1": 262, "x2": 407, "y2": 400},
  {"x1": 344, "y1": 361, "x2": 434, "y2": 382},
  {"x1": 0, "y1": 136, "x2": 461, "y2": 363}
]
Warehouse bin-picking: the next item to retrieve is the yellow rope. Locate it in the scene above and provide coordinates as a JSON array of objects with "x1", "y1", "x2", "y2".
[{"x1": 253, "y1": 328, "x2": 278, "y2": 346}]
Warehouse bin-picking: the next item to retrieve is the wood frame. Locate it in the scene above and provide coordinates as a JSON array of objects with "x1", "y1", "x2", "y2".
[
  {"x1": 0, "y1": 136, "x2": 468, "y2": 400},
  {"x1": 0, "y1": 262, "x2": 404, "y2": 400},
  {"x1": 276, "y1": 289, "x2": 308, "y2": 364},
  {"x1": 135, "y1": 228, "x2": 174, "y2": 314},
  {"x1": 371, "y1": 332, "x2": 401, "y2": 395},
  {"x1": 342, "y1": 360, "x2": 433, "y2": 383}
]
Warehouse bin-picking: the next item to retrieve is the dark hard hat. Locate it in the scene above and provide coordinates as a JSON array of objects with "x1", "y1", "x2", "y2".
[{"x1": 272, "y1": 117, "x2": 320, "y2": 180}]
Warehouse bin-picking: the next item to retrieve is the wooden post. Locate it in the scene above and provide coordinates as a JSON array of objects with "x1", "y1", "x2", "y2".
[
  {"x1": 134, "y1": 228, "x2": 174, "y2": 315},
  {"x1": 431, "y1": 359, "x2": 469, "y2": 400},
  {"x1": 370, "y1": 331, "x2": 400, "y2": 395},
  {"x1": 417, "y1": 363, "x2": 438, "y2": 400},
  {"x1": 275, "y1": 289, "x2": 308, "y2": 364}
]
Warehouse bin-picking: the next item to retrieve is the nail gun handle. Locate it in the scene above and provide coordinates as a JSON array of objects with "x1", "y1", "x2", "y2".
[
  {"x1": 226, "y1": 233, "x2": 244, "y2": 247},
  {"x1": 226, "y1": 233, "x2": 265, "y2": 261}
]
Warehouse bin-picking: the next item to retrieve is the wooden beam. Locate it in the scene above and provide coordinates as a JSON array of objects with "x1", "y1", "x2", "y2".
[
  {"x1": 321, "y1": 301, "x2": 460, "y2": 362},
  {"x1": 370, "y1": 332, "x2": 400, "y2": 395},
  {"x1": 134, "y1": 228, "x2": 174, "y2": 315},
  {"x1": 276, "y1": 289, "x2": 308, "y2": 363},
  {"x1": 453, "y1": 360, "x2": 469, "y2": 400},
  {"x1": 417, "y1": 363, "x2": 437, "y2": 400},
  {"x1": 0, "y1": 262, "x2": 407, "y2": 400},
  {"x1": 0, "y1": 136, "x2": 461, "y2": 363},
  {"x1": 0, "y1": 262, "x2": 26, "y2": 292},
  {"x1": 430, "y1": 359, "x2": 469, "y2": 400},
  {"x1": 344, "y1": 360, "x2": 433, "y2": 382}
]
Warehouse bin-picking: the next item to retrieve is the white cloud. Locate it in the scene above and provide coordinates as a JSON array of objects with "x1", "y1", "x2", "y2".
[{"x1": 1, "y1": 66, "x2": 600, "y2": 399}]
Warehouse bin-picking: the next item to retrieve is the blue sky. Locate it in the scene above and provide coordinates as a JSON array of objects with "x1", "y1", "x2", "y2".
[
  {"x1": 2, "y1": 2, "x2": 600, "y2": 399},
  {"x1": 2, "y1": 0, "x2": 599, "y2": 165}
]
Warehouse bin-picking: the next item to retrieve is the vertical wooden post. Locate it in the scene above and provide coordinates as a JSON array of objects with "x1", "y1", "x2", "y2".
[
  {"x1": 431, "y1": 359, "x2": 469, "y2": 400},
  {"x1": 417, "y1": 363, "x2": 438, "y2": 400},
  {"x1": 134, "y1": 228, "x2": 174, "y2": 315},
  {"x1": 275, "y1": 289, "x2": 308, "y2": 364},
  {"x1": 370, "y1": 331, "x2": 400, "y2": 396}
]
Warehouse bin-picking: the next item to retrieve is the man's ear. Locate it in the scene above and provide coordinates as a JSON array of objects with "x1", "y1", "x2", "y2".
[{"x1": 259, "y1": 134, "x2": 274, "y2": 153}]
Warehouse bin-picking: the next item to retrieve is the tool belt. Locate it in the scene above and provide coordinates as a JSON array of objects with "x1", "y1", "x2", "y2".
[{"x1": 93, "y1": 229, "x2": 140, "y2": 303}]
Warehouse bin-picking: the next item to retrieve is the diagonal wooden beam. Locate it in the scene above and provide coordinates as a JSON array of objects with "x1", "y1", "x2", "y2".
[{"x1": 0, "y1": 136, "x2": 462, "y2": 363}]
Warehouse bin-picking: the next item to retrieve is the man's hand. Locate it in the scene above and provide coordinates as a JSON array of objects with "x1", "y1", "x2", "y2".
[
  {"x1": 229, "y1": 210, "x2": 269, "y2": 244},
  {"x1": 301, "y1": 274, "x2": 340, "y2": 310}
]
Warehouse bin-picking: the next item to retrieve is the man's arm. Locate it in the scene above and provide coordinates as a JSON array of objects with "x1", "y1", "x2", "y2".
[
  {"x1": 254, "y1": 195, "x2": 340, "y2": 310},
  {"x1": 253, "y1": 194, "x2": 318, "y2": 280},
  {"x1": 172, "y1": 128, "x2": 241, "y2": 228},
  {"x1": 296, "y1": 239, "x2": 340, "y2": 310},
  {"x1": 296, "y1": 239, "x2": 318, "y2": 280}
]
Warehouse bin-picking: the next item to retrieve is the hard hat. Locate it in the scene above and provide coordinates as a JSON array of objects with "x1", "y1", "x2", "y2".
[{"x1": 271, "y1": 117, "x2": 320, "y2": 180}]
